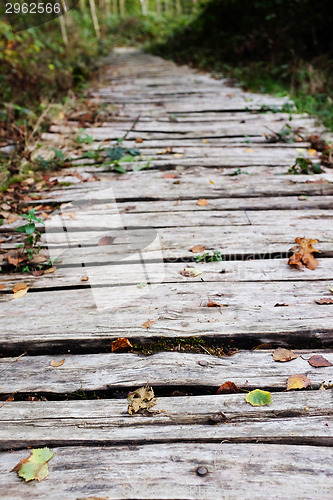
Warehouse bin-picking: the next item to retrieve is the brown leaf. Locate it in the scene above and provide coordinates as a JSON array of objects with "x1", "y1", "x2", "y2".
[
  {"x1": 98, "y1": 236, "x2": 115, "y2": 246},
  {"x1": 197, "y1": 198, "x2": 209, "y2": 206},
  {"x1": 308, "y1": 355, "x2": 332, "y2": 367},
  {"x1": 287, "y1": 374, "x2": 311, "y2": 390},
  {"x1": 32, "y1": 270, "x2": 44, "y2": 277},
  {"x1": 80, "y1": 276, "x2": 89, "y2": 282},
  {"x1": 190, "y1": 245, "x2": 205, "y2": 253},
  {"x1": 30, "y1": 254, "x2": 48, "y2": 264},
  {"x1": 288, "y1": 237, "x2": 320, "y2": 270},
  {"x1": 315, "y1": 298, "x2": 333, "y2": 305},
  {"x1": 44, "y1": 267, "x2": 56, "y2": 274},
  {"x1": 217, "y1": 381, "x2": 240, "y2": 394},
  {"x1": 13, "y1": 283, "x2": 27, "y2": 293},
  {"x1": 111, "y1": 337, "x2": 133, "y2": 353},
  {"x1": 180, "y1": 266, "x2": 202, "y2": 278},
  {"x1": 142, "y1": 319, "x2": 155, "y2": 329},
  {"x1": 273, "y1": 347, "x2": 297, "y2": 362},
  {"x1": 13, "y1": 287, "x2": 29, "y2": 299},
  {"x1": 163, "y1": 172, "x2": 179, "y2": 179},
  {"x1": 7, "y1": 255, "x2": 21, "y2": 267},
  {"x1": 50, "y1": 358, "x2": 65, "y2": 367},
  {"x1": 206, "y1": 300, "x2": 223, "y2": 307},
  {"x1": 0, "y1": 284, "x2": 5, "y2": 291},
  {"x1": 136, "y1": 137, "x2": 143, "y2": 143}
]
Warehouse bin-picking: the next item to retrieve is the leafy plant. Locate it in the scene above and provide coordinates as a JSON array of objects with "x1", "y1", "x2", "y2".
[
  {"x1": 76, "y1": 130, "x2": 94, "y2": 144},
  {"x1": 195, "y1": 250, "x2": 223, "y2": 263},
  {"x1": 16, "y1": 209, "x2": 45, "y2": 260},
  {"x1": 228, "y1": 168, "x2": 249, "y2": 176},
  {"x1": 288, "y1": 156, "x2": 322, "y2": 174}
]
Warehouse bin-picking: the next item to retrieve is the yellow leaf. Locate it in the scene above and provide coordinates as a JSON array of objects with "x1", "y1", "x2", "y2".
[
  {"x1": 197, "y1": 198, "x2": 209, "y2": 206},
  {"x1": 50, "y1": 358, "x2": 65, "y2": 367},
  {"x1": 287, "y1": 374, "x2": 311, "y2": 390},
  {"x1": 13, "y1": 288, "x2": 29, "y2": 299},
  {"x1": 308, "y1": 149, "x2": 317, "y2": 156}
]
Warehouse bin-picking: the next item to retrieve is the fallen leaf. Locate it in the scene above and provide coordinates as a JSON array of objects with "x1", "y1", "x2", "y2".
[
  {"x1": 217, "y1": 381, "x2": 240, "y2": 394},
  {"x1": 287, "y1": 374, "x2": 311, "y2": 390},
  {"x1": 245, "y1": 389, "x2": 272, "y2": 406},
  {"x1": 163, "y1": 172, "x2": 179, "y2": 179},
  {"x1": 12, "y1": 447, "x2": 55, "y2": 482},
  {"x1": 32, "y1": 270, "x2": 44, "y2": 277},
  {"x1": 30, "y1": 254, "x2": 48, "y2": 264},
  {"x1": 98, "y1": 236, "x2": 115, "y2": 246},
  {"x1": 127, "y1": 385, "x2": 157, "y2": 415},
  {"x1": 7, "y1": 255, "x2": 22, "y2": 267},
  {"x1": 288, "y1": 237, "x2": 320, "y2": 270},
  {"x1": 50, "y1": 358, "x2": 65, "y2": 367},
  {"x1": 206, "y1": 300, "x2": 223, "y2": 307},
  {"x1": 136, "y1": 137, "x2": 143, "y2": 143},
  {"x1": 308, "y1": 148, "x2": 317, "y2": 156},
  {"x1": 44, "y1": 267, "x2": 56, "y2": 274},
  {"x1": 197, "y1": 198, "x2": 209, "y2": 206},
  {"x1": 308, "y1": 355, "x2": 332, "y2": 367},
  {"x1": 273, "y1": 348, "x2": 297, "y2": 362},
  {"x1": 190, "y1": 245, "x2": 206, "y2": 253},
  {"x1": 0, "y1": 284, "x2": 5, "y2": 291},
  {"x1": 180, "y1": 266, "x2": 202, "y2": 278},
  {"x1": 13, "y1": 283, "x2": 27, "y2": 293},
  {"x1": 81, "y1": 276, "x2": 89, "y2": 282},
  {"x1": 315, "y1": 298, "x2": 333, "y2": 305},
  {"x1": 142, "y1": 319, "x2": 155, "y2": 329},
  {"x1": 111, "y1": 337, "x2": 133, "y2": 353},
  {"x1": 274, "y1": 303, "x2": 289, "y2": 307},
  {"x1": 13, "y1": 288, "x2": 29, "y2": 299}
]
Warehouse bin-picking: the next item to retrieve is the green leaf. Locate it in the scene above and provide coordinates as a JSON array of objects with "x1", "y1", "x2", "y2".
[
  {"x1": 125, "y1": 147, "x2": 141, "y2": 156},
  {"x1": 12, "y1": 447, "x2": 55, "y2": 482},
  {"x1": 23, "y1": 223, "x2": 36, "y2": 236},
  {"x1": 113, "y1": 164, "x2": 127, "y2": 174},
  {"x1": 245, "y1": 389, "x2": 272, "y2": 407},
  {"x1": 105, "y1": 146, "x2": 124, "y2": 161}
]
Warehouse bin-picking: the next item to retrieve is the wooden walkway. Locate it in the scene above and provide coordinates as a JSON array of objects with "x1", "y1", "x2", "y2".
[{"x1": 1, "y1": 48, "x2": 333, "y2": 498}]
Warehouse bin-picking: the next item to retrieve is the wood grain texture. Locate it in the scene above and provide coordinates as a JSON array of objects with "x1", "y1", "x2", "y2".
[
  {"x1": 0, "y1": 350, "x2": 332, "y2": 393},
  {"x1": 0, "y1": 391, "x2": 332, "y2": 448},
  {"x1": 0, "y1": 443, "x2": 332, "y2": 499}
]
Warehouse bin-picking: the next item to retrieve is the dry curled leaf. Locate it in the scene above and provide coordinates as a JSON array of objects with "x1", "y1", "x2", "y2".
[
  {"x1": 308, "y1": 355, "x2": 332, "y2": 367},
  {"x1": 81, "y1": 276, "x2": 89, "y2": 282},
  {"x1": 190, "y1": 245, "x2": 206, "y2": 253},
  {"x1": 216, "y1": 381, "x2": 240, "y2": 394},
  {"x1": 197, "y1": 198, "x2": 209, "y2": 206},
  {"x1": 288, "y1": 237, "x2": 320, "y2": 270},
  {"x1": 315, "y1": 298, "x2": 333, "y2": 305},
  {"x1": 32, "y1": 270, "x2": 44, "y2": 277},
  {"x1": 272, "y1": 348, "x2": 297, "y2": 362},
  {"x1": 13, "y1": 283, "x2": 27, "y2": 293},
  {"x1": 111, "y1": 337, "x2": 133, "y2": 353},
  {"x1": 0, "y1": 284, "x2": 5, "y2": 291},
  {"x1": 13, "y1": 287, "x2": 29, "y2": 299},
  {"x1": 142, "y1": 319, "x2": 155, "y2": 329},
  {"x1": 180, "y1": 266, "x2": 202, "y2": 278},
  {"x1": 30, "y1": 254, "x2": 48, "y2": 264},
  {"x1": 50, "y1": 358, "x2": 65, "y2": 367},
  {"x1": 287, "y1": 374, "x2": 311, "y2": 391},
  {"x1": 127, "y1": 385, "x2": 157, "y2": 415}
]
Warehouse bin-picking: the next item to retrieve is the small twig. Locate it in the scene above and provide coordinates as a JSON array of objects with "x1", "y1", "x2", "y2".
[
  {"x1": 121, "y1": 115, "x2": 140, "y2": 142},
  {"x1": 28, "y1": 100, "x2": 54, "y2": 144},
  {"x1": 200, "y1": 345, "x2": 212, "y2": 355},
  {"x1": 0, "y1": 352, "x2": 26, "y2": 375}
]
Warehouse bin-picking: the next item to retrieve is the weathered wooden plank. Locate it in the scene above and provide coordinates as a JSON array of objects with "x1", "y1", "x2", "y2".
[
  {"x1": 2, "y1": 258, "x2": 333, "y2": 290},
  {"x1": 0, "y1": 391, "x2": 331, "y2": 448},
  {"x1": 1, "y1": 281, "x2": 333, "y2": 348},
  {"x1": 0, "y1": 350, "x2": 332, "y2": 393},
  {"x1": 0, "y1": 443, "x2": 332, "y2": 499},
  {"x1": 34, "y1": 170, "x2": 333, "y2": 203}
]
